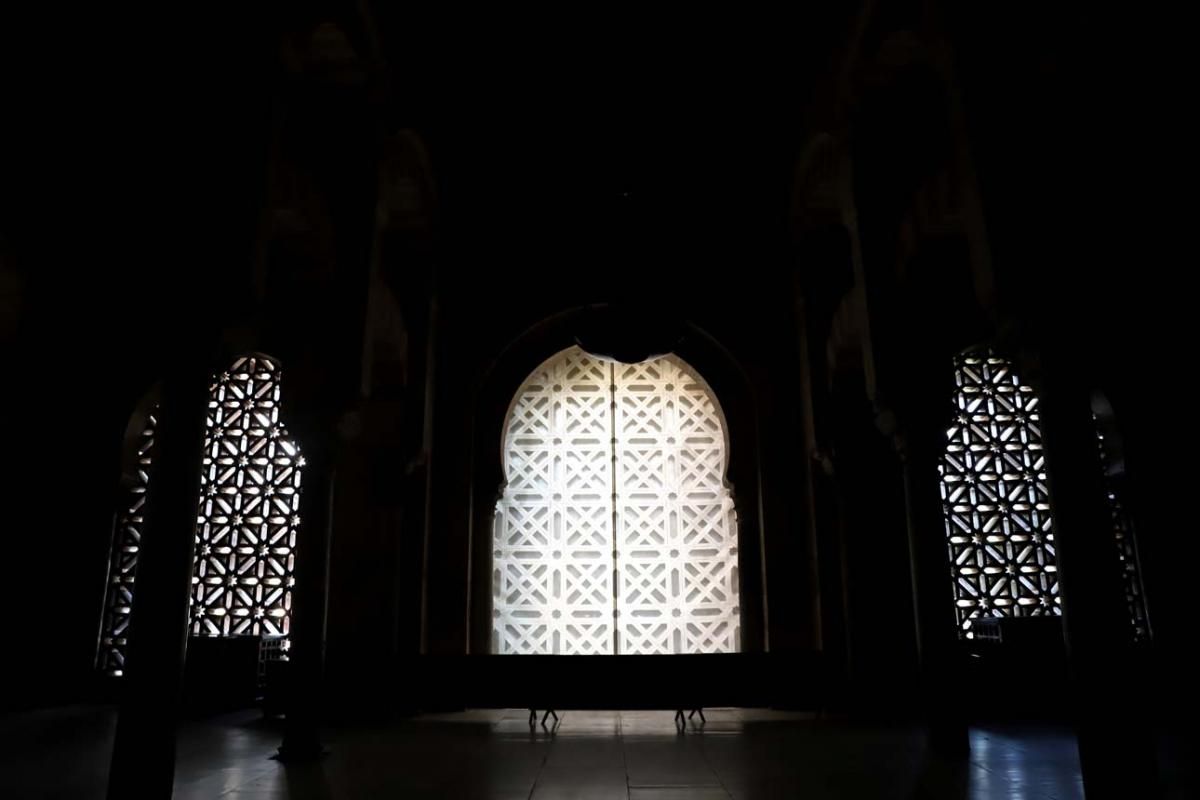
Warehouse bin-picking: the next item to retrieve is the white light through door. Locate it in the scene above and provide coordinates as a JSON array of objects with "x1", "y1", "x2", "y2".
[{"x1": 493, "y1": 347, "x2": 740, "y2": 655}]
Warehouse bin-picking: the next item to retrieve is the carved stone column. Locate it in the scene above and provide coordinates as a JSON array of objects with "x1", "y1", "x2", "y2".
[{"x1": 890, "y1": 363, "x2": 969, "y2": 758}]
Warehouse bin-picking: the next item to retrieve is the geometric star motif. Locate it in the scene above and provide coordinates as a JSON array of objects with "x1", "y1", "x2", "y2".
[
  {"x1": 97, "y1": 356, "x2": 303, "y2": 676},
  {"x1": 940, "y1": 353, "x2": 1059, "y2": 638},
  {"x1": 192, "y1": 357, "x2": 302, "y2": 643}
]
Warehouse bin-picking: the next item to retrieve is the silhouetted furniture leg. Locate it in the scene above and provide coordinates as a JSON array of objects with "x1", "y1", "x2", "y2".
[
  {"x1": 540, "y1": 709, "x2": 558, "y2": 726},
  {"x1": 1038, "y1": 365, "x2": 1160, "y2": 798},
  {"x1": 277, "y1": 442, "x2": 335, "y2": 762},
  {"x1": 688, "y1": 708, "x2": 706, "y2": 723},
  {"x1": 107, "y1": 371, "x2": 209, "y2": 799}
]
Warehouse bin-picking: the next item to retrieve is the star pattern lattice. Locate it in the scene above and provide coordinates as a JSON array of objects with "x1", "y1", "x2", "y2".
[
  {"x1": 192, "y1": 357, "x2": 302, "y2": 639},
  {"x1": 940, "y1": 353, "x2": 1059, "y2": 636},
  {"x1": 98, "y1": 357, "x2": 302, "y2": 675}
]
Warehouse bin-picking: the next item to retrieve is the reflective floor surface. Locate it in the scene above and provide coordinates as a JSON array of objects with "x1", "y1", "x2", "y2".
[{"x1": 1, "y1": 705, "x2": 1188, "y2": 798}]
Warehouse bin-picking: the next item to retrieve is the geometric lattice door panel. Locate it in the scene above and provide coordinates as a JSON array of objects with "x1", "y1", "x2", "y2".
[
  {"x1": 493, "y1": 346, "x2": 739, "y2": 655},
  {"x1": 614, "y1": 357, "x2": 739, "y2": 654},
  {"x1": 940, "y1": 353, "x2": 1059, "y2": 638},
  {"x1": 97, "y1": 355, "x2": 303, "y2": 675},
  {"x1": 493, "y1": 348, "x2": 616, "y2": 654},
  {"x1": 192, "y1": 356, "x2": 303, "y2": 642},
  {"x1": 97, "y1": 414, "x2": 158, "y2": 676}
]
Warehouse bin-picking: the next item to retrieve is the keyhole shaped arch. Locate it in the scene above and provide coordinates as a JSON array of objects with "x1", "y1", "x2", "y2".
[{"x1": 492, "y1": 346, "x2": 742, "y2": 655}]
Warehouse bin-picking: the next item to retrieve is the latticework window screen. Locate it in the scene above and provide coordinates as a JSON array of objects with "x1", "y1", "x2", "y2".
[
  {"x1": 97, "y1": 356, "x2": 302, "y2": 676},
  {"x1": 191, "y1": 357, "x2": 303, "y2": 641},
  {"x1": 1095, "y1": 422, "x2": 1150, "y2": 642},
  {"x1": 493, "y1": 347, "x2": 740, "y2": 655},
  {"x1": 97, "y1": 414, "x2": 158, "y2": 675},
  {"x1": 940, "y1": 354, "x2": 1060, "y2": 637}
]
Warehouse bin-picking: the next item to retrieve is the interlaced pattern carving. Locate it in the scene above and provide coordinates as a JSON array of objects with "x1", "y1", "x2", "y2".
[
  {"x1": 98, "y1": 357, "x2": 302, "y2": 675},
  {"x1": 493, "y1": 347, "x2": 739, "y2": 655},
  {"x1": 614, "y1": 358, "x2": 739, "y2": 654},
  {"x1": 940, "y1": 354, "x2": 1059, "y2": 636},
  {"x1": 192, "y1": 357, "x2": 302, "y2": 641},
  {"x1": 97, "y1": 415, "x2": 157, "y2": 675}
]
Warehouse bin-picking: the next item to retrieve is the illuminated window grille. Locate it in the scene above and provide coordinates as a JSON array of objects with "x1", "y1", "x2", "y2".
[
  {"x1": 493, "y1": 347, "x2": 740, "y2": 655},
  {"x1": 1094, "y1": 422, "x2": 1150, "y2": 642},
  {"x1": 98, "y1": 356, "x2": 302, "y2": 675},
  {"x1": 97, "y1": 414, "x2": 157, "y2": 675},
  {"x1": 191, "y1": 356, "x2": 302, "y2": 644},
  {"x1": 940, "y1": 353, "x2": 1059, "y2": 637}
]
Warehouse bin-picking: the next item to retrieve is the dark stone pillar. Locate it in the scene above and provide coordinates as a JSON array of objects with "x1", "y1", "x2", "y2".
[
  {"x1": 828, "y1": 378, "x2": 918, "y2": 712},
  {"x1": 896, "y1": 403, "x2": 970, "y2": 759},
  {"x1": 107, "y1": 369, "x2": 209, "y2": 799},
  {"x1": 277, "y1": 437, "x2": 336, "y2": 761},
  {"x1": 1037, "y1": 361, "x2": 1160, "y2": 798},
  {"x1": 794, "y1": 292, "x2": 849, "y2": 679},
  {"x1": 890, "y1": 352, "x2": 970, "y2": 758},
  {"x1": 395, "y1": 292, "x2": 436, "y2": 665}
]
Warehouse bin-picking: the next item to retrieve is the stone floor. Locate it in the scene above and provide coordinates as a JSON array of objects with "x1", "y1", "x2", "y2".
[{"x1": 0, "y1": 704, "x2": 1185, "y2": 798}]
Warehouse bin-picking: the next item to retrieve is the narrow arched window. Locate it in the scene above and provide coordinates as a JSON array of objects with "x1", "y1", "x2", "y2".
[
  {"x1": 98, "y1": 355, "x2": 303, "y2": 674},
  {"x1": 97, "y1": 412, "x2": 157, "y2": 675},
  {"x1": 493, "y1": 347, "x2": 740, "y2": 655},
  {"x1": 940, "y1": 353, "x2": 1059, "y2": 637},
  {"x1": 192, "y1": 356, "x2": 303, "y2": 642}
]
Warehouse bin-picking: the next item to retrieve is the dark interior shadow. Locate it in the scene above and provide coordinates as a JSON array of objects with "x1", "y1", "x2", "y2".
[
  {"x1": 906, "y1": 754, "x2": 969, "y2": 800},
  {"x1": 282, "y1": 760, "x2": 336, "y2": 800}
]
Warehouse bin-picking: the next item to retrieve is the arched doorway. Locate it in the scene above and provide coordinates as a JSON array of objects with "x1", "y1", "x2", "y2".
[{"x1": 493, "y1": 346, "x2": 740, "y2": 655}]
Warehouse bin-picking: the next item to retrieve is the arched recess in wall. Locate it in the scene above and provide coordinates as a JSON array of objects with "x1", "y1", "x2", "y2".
[
  {"x1": 468, "y1": 309, "x2": 767, "y2": 655},
  {"x1": 97, "y1": 354, "x2": 305, "y2": 675}
]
